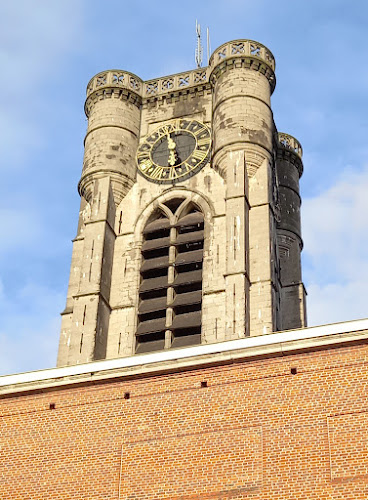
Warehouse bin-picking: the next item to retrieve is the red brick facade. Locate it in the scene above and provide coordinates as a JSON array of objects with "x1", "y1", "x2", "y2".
[{"x1": 1, "y1": 337, "x2": 368, "y2": 499}]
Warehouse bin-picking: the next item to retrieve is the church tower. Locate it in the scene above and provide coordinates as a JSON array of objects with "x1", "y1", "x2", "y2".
[{"x1": 57, "y1": 39, "x2": 306, "y2": 367}]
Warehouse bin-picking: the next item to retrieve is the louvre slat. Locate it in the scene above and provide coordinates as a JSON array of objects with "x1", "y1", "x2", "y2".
[
  {"x1": 139, "y1": 275, "x2": 168, "y2": 293},
  {"x1": 136, "y1": 317, "x2": 166, "y2": 335},
  {"x1": 142, "y1": 236, "x2": 170, "y2": 252},
  {"x1": 139, "y1": 296, "x2": 167, "y2": 314},
  {"x1": 175, "y1": 249, "x2": 203, "y2": 266},
  {"x1": 175, "y1": 230, "x2": 204, "y2": 245},
  {"x1": 172, "y1": 311, "x2": 201, "y2": 329},
  {"x1": 143, "y1": 218, "x2": 170, "y2": 235},
  {"x1": 172, "y1": 290, "x2": 202, "y2": 307},
  {"x1": 174, "y1": 269, "x2": 202, "y2": 286},
  {"x1": 141, "y1": 255, "x2": 169, "y2": 272},
  {"x1": 136, "y1": 338, "x2": 165, "y2": 353},
  {"x1": 174, "y1": 212, "x2": 203, "y2": 228}
]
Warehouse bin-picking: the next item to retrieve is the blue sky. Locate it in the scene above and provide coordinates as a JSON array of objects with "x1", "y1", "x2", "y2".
[{"x1": 1, "y1": 0, "x2": 368, "y2": 375}]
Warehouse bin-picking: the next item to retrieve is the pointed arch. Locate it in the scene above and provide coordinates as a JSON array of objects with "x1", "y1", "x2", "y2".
[
  {"x1": 135, "y1": 192, "x2": 209, "y2": 353},
  {"x1": 134, "y1": 188, "x2": 214, "y2": 245}
]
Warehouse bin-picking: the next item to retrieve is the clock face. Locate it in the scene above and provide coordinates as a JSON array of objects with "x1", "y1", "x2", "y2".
[{"x1": 136, "y1": 119, "x2": 211, "y2": 183}]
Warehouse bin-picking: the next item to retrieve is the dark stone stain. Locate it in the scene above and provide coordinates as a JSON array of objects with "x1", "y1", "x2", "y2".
[
  {"x1": 111, "y1": 145, "x2": 119, "y2": 151},
  {"x1": 189, "y1": 176, "x2": 198, "y2": 189},
  {"x1": 172, "y1": 95, "x2": 205, "y2": 118},
  {"x1": 249, "y1": 129, "x2": 268, "y2": 144},
  {"x1": 204, "y1": 175, "x2": 211, "y2": 193},
  {"x1": 106, "y1": 154, "x2": 116, "y2": 159}
]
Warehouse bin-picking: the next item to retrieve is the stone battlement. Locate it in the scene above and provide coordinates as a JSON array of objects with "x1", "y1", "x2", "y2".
[
  {"x1": 85, "y1": 39, "x2": 276, "y2": 113},
  {"x1": 278, "y1": 132, "x2": 303, "y2": 159}
]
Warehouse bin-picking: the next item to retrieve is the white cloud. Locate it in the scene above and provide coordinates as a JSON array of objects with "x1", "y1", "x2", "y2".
[
  {"x1": 302, "y1": 165, "x2": 368, "y2": 325},
  {"x1": 307, "y1": 282, "x2": 368, "y2": 327}
]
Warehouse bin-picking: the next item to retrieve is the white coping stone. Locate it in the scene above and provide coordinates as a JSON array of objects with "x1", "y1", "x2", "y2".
[{"x1": 1, "y1": 318, "x2": 368, "y2": 389}]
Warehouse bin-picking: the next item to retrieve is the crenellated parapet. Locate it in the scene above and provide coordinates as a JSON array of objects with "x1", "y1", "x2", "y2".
[
  {"x1": 85, "y1": 39, "x2": 276, "y2": 117},
  {"x1": 86, "y1": 70, "x2": 142, "y2": 97},
  {"x1": 142, "y1": 68, "x2": 211, "y2": 99},
  {"x1": 278, "y1": 133, "x2": 302, "y2": 158},
  {"x1": 85, "y1": 71, "x2": 143, "y2": 117},
  {"x1": 209, "y1": 39, "x2": 276, "y2": 93},
  {"x1": 277, "y1": 132, "x2": 303, "y2": 177},
  {"x1": 85, "y1": 67, "x2": 211, "y2": 115}
]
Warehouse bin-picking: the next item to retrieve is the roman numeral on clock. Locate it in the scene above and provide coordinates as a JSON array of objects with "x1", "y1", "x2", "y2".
[
  {"x1": 197, "y1": 137, "x2": 210, "y2": 147},
  {"x1": 169, "y1": 167, "x2": 179, "y2": 180},
  {"x1": 149, "y1": 166, "x2": 165, "y2": 180},
  {"x1": 139, "y1": 159, "x2": 152, "y2": 171},
  {"x1": 191, "y1": 149, "x2": 207, "y2": 162}
]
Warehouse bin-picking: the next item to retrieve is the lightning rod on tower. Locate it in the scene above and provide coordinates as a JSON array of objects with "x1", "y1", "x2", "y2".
[
  {"x1": 207, "y1": 27, "x2": 211, "y2": 66},
  {"x1": 195, "y1": 20, "x2": 203, "y2": 68}
]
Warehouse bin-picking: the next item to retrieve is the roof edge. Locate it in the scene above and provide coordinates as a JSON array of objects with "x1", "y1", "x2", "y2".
[{"x1": 1, "y1": 318, "x2": 368, "y2": 395}]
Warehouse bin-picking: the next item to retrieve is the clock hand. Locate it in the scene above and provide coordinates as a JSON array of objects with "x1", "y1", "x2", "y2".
[{"x1": 167, "y1": 133, "x2": 178, "y2": 166}]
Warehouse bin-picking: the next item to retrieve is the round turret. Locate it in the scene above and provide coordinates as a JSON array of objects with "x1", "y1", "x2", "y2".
[
  {"x1": 276, "y1": 132, "x2": 304, "y2": 297},
  {"x1": 276, "y1": 132, "x2": 303, "y2": 240},
  {"x1": 209, "y1": 39, "x2": 276, "y2": 177},
  {"x1": 79, "y1": 70, "x2": 143, "y2": 206}
]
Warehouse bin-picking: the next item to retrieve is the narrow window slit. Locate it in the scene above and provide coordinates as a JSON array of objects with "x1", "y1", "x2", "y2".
[
  {"x1": 118, "y1": 211, "x2": 123, "y2": 233},
  {"x1": 118, "y1": 332, "x2": 122, "y2": 354}
]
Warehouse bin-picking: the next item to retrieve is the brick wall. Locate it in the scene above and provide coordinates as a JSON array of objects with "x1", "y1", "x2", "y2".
[{"x1": 2, "y1": 339, "x2": 368, "y2": 499}]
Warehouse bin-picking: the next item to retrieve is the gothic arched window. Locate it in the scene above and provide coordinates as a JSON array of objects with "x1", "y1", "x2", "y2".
[{"x1": 136, "y1": 199, "x2": 204, "y2": 353}]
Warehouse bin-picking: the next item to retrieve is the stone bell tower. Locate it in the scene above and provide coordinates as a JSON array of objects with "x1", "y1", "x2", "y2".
[{"x1": 57, "y1": 39, "x2": 306, "y2": 367}]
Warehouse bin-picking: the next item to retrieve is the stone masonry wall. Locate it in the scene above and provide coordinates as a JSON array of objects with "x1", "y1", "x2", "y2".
[
  {"x1": 2, "y1": 340, "x2": 368, "y2": 499},
  {"x1": 58, "y1": 39, "x2": 307, "y2": 366}
]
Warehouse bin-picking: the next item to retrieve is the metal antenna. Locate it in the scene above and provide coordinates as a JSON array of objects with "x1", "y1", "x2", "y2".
[
  {"x1": 206, "y1": 27, "x2": 211, "y2": 66},
  {"x1": 195, "y1": 20, "x2": 203, "y2": 68}
]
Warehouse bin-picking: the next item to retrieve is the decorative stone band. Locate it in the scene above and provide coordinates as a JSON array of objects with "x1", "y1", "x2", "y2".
[
  {"x1": 78, "y1": 170, "x2": 135, "y2": 206},
  {"x1": 84, "y1": 85, "x2": 142, "y2": 117},
  {"x1": 277, "y1": 232, "x2": 302, "y2": 255},
  {"x1": 84, "y1": 40, "x2": 276, "y2": 114},
  {"x1": 277, "y1": 132, "x2": 303, "y2": 176}
]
